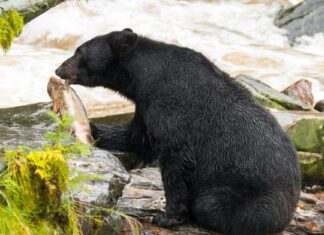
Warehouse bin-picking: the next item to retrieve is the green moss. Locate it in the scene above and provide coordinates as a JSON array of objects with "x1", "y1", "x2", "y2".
[
  {"x1": 255, "y1": 96, "x2": 286, "y2": 110},
  {"x1": 0, "y1": 112, "x2": 141, "y2": 235},
  {"x1": 0, "y1": 10, "x2": 24, "y2": 52},
  {"x1": 298, "y1": 152, "x2": 324, "y2": 185},
  {"x1": 318, "y1": 124, "x2": 324, "y2": 155},
  {"x1": 287, "y1": 118, "x2": 324, "y2": 153},
  {"x1": 0, "y1": 112, "x2": 86, "y2": 234}
]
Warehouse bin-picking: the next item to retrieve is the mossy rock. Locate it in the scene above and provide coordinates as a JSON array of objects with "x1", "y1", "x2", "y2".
[
  {"x1": 287, "y1": 119, "x2": 324, "y2": 153},
  {"x1": 298, "y1": 152, "x2": 324, "y2": 185},
  {"x1": 236, "y1": 75, "x2": 312, "y2": 110}
]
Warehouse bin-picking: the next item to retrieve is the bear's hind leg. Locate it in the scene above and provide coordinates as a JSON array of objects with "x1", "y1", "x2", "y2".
[{"x1": 191, "y1": 188, "x2": 297, "y2": 235}]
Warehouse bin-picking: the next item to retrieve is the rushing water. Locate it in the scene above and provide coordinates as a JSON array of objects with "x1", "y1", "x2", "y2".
[
  {"x1": 0, "y1": 102, "x2": 133, "y2": 149},
  {"x1": 0, "y1": 0, "x2": 323, "y2": 117}
]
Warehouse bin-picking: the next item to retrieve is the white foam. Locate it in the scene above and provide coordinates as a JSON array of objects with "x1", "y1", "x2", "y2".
[{"x1": 0, "y1": 0, "x2": 323, "y2": 113}]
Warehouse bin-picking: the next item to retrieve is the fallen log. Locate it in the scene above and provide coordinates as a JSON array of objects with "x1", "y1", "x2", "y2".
[{"x1": 0, "y1": 0, "x2": 65, "y2": 23}]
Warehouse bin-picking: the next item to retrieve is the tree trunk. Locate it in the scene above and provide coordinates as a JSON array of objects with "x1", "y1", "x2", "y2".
[{"x1": 0, "y1": 0, "x2": 65, "y2": 23}]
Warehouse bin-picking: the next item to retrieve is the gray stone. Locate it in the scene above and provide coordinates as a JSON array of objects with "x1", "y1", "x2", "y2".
[
  {"x1": 282, "y1": 79, "x2": 314, "y2": 106},
  {"x1": 289, "y1": 204, "x2": 324, "y2": 234},
  {"x1": 300, "y1": 192, "x2": 320, "y2": 204},
  {"x1": 236, "y1": 75, "x2": 313, "y2": 110},
  {"x1": 69, "y1": 148, "x2": 130, "y2": 235},
  {"x1": 70, "y1": 147, "x2": 130, "y2": 207},
  {"x1": 275, "y1": 0, "x2": 324, "y2": 42},
  {"x1": 269, "y1": 109, "x2": 324, "y2": 130},
  {"x1": 116, "y1": 168, "x2": 165, "y2": 217}
]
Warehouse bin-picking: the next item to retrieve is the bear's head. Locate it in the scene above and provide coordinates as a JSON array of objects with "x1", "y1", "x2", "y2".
[{"x1": 55, "y1": 28, "x2": 138, "y2": 87}]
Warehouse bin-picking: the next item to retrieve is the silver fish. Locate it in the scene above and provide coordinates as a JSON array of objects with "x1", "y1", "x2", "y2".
[{"x1": 47, "y1": 76, "x2": 94, "y2": 145}]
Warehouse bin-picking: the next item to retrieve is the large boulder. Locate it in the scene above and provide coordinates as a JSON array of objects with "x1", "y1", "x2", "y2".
[
  {"x1": 269, "y1": 109, "x2": 324, "y2": 153},
  {"x1": 70, "y1": 147, "x2": 130, "y2": 207},
  {"x1": 299, "y1": 152, "x2": 324, "y2": 185},
  {"x1": 116, "y1": 167, "x2": 324, "y2": 235},
  {"x1": 236, "y1": 75, "x2": 313, "y2": 110},
  {"x1": 269, "y1": 109, "x2": 324, "y2": 130},
  {"x1": 116, "y1": 168, "x2": 165, "y2": 217},
  {"x1": 70, "y1": 148, "x2": 131, "y2": 235},
  {"x1": 282, "y1": 79, "x2": 314, "y2": 106},
  {"x1": 275, "y1": 0, "x2": 324, "y2": 42},
  {"x1": 287, "y1": 118, "x2": 324, "y2": 153}
]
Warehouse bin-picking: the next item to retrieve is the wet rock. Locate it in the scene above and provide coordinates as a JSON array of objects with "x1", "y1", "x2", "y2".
[
  {"x1": 305, "y1": 185, "x2": 324, "y2": 194},
  {"x1": 275, "y1": 0, "x2": 324, "y2": 42},
  {"x1": 116, "y1": 167, "x2": 324, "y2": 235},
  {"x1": 287, "y1": 119, "x2": 324, "y2": 153},
  {"x1": 70, "y1": 147, "x2": 130, "y2": 207},
  {"x1": 282, "y1": 79, "x2": 314, "y2": 106},
  {"x1": 315, "y1": 201, "x2": 324, "y2": 213},
  {"x1": 315, "y1": 100, "x2": 324, "y2": 112},
  {"x1": 300, "y1": 192, "x2": 319, "y2": 204},
  {"x1": 289, "y1": 192, "x2": 324, "y2": 235},
  {"x1": 289, "y1": 204, "x2": 324, "y2": 234},
  {"x1": 269, "y1": 109, "x2": 324, "y2": 130},
  {"x1": 298, "y1": 152, "x2": 324, "y2": 186},
  {"x1": 69, "y1": 148, "x2": 130, "y2": 235},
  {"x1": 116, "y1": 168, "x2": 165, "y2": 217},
  {"x1": 236, "y1": 75, "x2": 312, "y2": 110}
]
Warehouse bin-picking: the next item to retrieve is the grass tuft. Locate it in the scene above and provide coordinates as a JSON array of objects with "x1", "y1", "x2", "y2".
[
  {"x1": 0, "y1": 111, "x2": 141, "y2": 235},
  {"x1": 0, "y1": 10, "x2": 24, "y2": 52}
]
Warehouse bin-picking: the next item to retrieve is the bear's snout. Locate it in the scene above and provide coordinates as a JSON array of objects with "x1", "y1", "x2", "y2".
[
  {"x1": 55, "y1": 64, "x2": 78, "y2": 83},
  {"x1": 55, "y1": 67, "x2": 65, "y2": 79},
  {"x1": 55, "y1": 54, "x2": 80, "y2": 82}
]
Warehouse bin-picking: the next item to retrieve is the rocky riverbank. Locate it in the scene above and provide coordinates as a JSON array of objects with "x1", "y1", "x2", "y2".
[{"x1": 0, "y1": 74, "x2": 323, "y2": 234}]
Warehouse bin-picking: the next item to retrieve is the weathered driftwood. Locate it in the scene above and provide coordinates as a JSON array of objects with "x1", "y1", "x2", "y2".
[{"x1": 0, "y1": 0, "x2": 65, "y2": 23}]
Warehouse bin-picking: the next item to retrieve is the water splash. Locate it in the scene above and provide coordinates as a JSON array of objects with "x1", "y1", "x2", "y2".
[{"x1": 0, "y1": 0, "x2": 323, "y2": 116}]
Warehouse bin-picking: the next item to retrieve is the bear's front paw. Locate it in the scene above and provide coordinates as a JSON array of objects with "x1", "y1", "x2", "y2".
[
  {"x1": 152, "y1": 213, "x2": 185, "y2": 228},
  {"x1": 89, "y1": 123, "x2": 98, "y2": 139}
]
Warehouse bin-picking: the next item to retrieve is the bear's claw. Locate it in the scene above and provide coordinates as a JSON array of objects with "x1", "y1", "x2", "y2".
[{"x1": 152, "y1": 212, "x2": 186, "y2": 228}]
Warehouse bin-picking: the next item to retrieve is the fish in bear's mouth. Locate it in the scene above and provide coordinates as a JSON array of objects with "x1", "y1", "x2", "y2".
[
  {"x1": 55, "y1": 67, "x2": 78, "y2": 85},
  {"x1": 65, "y1": 75, "x2": 78, "y2": 85},
  {"x1": 56, "y1": 75, "x2": 78, "y2": 85}
]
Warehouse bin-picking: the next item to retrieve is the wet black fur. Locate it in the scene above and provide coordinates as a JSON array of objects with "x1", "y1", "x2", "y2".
[{"x1": 56, "y1": 29, "x2": 301, "y2": 235}]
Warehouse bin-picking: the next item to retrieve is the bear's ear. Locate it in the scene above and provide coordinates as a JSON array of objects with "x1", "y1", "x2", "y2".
[{"x1": 111, "y1": 29, "x2": 138, "y2": 55}]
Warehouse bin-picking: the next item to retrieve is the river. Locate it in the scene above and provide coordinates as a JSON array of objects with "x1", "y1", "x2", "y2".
[{"x1": 1, "y1": 0, "x2": 323, "y2": 117}]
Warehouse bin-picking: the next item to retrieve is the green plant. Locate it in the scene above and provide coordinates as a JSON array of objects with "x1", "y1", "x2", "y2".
[
  {"x1": 319, "y1": 124, "x2": 324, "y2": 155},
  {"x1": 0, "y1": 112, "x2": 141, "y2": 235},
  {"x1": 0, "y1": 10, "x2": 24, "y2": 52}
]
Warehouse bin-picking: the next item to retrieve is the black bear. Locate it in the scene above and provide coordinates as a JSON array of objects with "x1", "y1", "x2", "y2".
[{"x1": 56, "y1": 29, "x2": 301, "y2": 235}]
